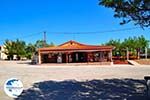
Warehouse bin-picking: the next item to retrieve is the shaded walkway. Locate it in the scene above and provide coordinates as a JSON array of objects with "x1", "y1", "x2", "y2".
[{"x1": 16, "y1": 79, "x2": 148, "y2": 100}]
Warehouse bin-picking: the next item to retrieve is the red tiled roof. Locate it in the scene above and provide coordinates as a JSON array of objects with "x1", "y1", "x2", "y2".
[{"x1": 39, "y1": 40, "x2": 114, "y2": 52}]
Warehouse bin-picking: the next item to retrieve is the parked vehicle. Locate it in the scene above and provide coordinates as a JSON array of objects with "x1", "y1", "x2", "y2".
[{"x1": 31, "y1": 54, "x2": 38, "y2": 64}]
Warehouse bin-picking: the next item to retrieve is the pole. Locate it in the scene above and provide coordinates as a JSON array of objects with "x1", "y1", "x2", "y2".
[
  {"x1": 43, "y1": 31, "x2": 46, "y2": 47},
  {"x1": 145, "y1": 47, "x2": 147, "y2": 59}
]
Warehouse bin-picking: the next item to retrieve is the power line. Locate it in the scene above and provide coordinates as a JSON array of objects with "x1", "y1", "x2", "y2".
[
  {"x1": 0, "y1": 31, "x2": 43, "y2": 42},
  {"x1": 14, "y1": 31, "x2": 43, "y2": 39},
  {"x1": 0, "y1": 26, "x2": 142, "y2": 43},
  {"x1": 46, "y1": 27, "x2": 140, "y2": 34}
]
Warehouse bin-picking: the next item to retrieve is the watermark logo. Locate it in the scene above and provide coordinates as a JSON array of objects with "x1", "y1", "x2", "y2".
[{"x1": 4, "y1": 78, "x2": 23, "y2": 98}]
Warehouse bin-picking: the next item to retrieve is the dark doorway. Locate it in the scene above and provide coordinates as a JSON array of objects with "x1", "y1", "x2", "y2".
[
  {"x1": 42, "y1": 54, "x2": 57, "y2": 63},
  {"x1": 62, "y1": 53, "x2": 67, "y2": 63},
  {"x1": 72, "y1": 52, "x2": 87, "y2": 63},
  {"x1": 42, "y1": 54, "x2": 49, "y2": 63}
]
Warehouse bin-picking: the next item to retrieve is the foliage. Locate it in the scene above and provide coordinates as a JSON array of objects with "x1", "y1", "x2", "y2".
[
  {"x1": 99, "y1": 0, "x2": 150, "y2": 27},
  {"x1": 35, "y1": 40, "x2": 49, "y2": 49},
  {"x1": 4, "y1": 39, "x2": 55, "y2": 60},
  {"x1": 4, "y1": 39, "x2": 26, "y2": 60},
  {"x1": 15, "y1": 39, "x2": 26, "y2": 59},
  {"x1": 148, "y1": 48, "x2": 150, "y2": 54},
  {"x1": 3, "y1": 40, "x2": 16, "y2": 60},
  {"x1": 105, "y1": 35, "x2": 149, "y2": 57},
  {"x1": 25, "y1": 43, "x2": 36, "y2": 59},
  {"x1": 49, "y1": 42, "x2": 55, "y2": 47},
  {"x1": 105, "y1": 39, "x2": 121, "y2": 56}
]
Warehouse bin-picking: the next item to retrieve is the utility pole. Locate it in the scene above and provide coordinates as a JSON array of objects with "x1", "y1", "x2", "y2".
[
  {"x1": 145, "y1": 47, "x2": 147, "y2": 59},
  {"x1": 43, "y1": 31, "x2": 46, "y2": 47}
]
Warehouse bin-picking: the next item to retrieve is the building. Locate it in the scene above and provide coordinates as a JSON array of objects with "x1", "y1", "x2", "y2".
[
  {"x1": 0, "y1": 45, "x2": 7, "y2": 60},
  {"x1": 38, "y1": 40, "x2": 114, "y2": 64},
  {"x1": 0, "y1": 45, "x2": 25, "y2": 60}
]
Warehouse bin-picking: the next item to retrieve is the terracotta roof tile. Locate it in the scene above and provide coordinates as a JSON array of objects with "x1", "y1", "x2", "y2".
[{"x1": 39, "y1": 40, "x2": 114, "y2": 51}]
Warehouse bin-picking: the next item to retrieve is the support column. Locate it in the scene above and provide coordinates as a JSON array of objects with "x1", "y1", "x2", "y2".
[
  {"x1": 38, "y1": 51, "x2": 41, "y2": 64},
  {"x1": 66, "y1": 53, "x2": 68, "y2": 63},
  {"x1": 99, "y1": 52, "x2": 102, "y2": 62},
  {"x1": 126, "y1": 47, "x2": 129, "y2": 60},
  {"x1": 75, "y1": 53, "x2": 78, "y2": 62},
  {"x1": 108, "y1": 51, "x2": 111, "y2": 62},
  {"x1": 86, "y1": 52, "x2": 90, "y2": 62},
  {"x1": 103, "y1": 51, "x2": 104, "y2": 61},
  {"x1": 110, "y1": 50, "x2": 112, "y2": 62}
]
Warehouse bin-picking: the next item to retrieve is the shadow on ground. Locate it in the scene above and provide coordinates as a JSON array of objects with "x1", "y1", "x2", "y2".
[{"x1": 16, "y1": 79, "x2": 148, "y2": 100}]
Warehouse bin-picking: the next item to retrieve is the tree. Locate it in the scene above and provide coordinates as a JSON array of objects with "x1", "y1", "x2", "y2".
[
  {"x1": 105, "y1": 39, "x2": 121, "y2": 56},
  {"x1": 105, "y1": 35, "x2": 149, "y2": 59},
  {"x1": 137, "y1": 35, "x2": 149, "y2": 49},
  {"x1": 4, "y1": 40, "x2": 16, "y2": 60},
  {"x1": 4, "y1": 39, "x2": 27, "y2": 60},
  {"x1": 3, "y1": 39, "x2": 55, "y2": 60},
  {"x1": 25, "y1": 43, "x2": 36, "y2": 59},
  {"x1": 15, "y1": 39, "x2": 26, "y2": 59},
  {"x1": 35, "y1": 40, "x2": 49, "y2": 49},
  {"x1": 49, "y1": 42, "x2": 55, "y2": 47},
  {"x1": 99, "y1": 0, "x2": 150, "y2": 27}
]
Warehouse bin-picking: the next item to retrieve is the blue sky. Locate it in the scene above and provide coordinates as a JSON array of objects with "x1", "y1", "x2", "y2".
[{"x1": 0, "y1": 0, "x2": 149, "y2": 45}]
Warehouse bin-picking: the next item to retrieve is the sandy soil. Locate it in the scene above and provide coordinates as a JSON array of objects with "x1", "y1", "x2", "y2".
[
  {"x1": 135, "y1": 59, "x2": 150, "y2": 65},
  {"x1": 0, "y1": 61, "x2": 150, "y2": 100}
]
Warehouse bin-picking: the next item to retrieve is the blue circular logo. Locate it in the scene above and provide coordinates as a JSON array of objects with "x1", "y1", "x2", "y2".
[{"x1": 4, "y1": 78, "x2": 23, "y2": 98}]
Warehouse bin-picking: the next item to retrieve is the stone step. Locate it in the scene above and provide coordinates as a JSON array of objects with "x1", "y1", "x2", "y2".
[{"x1": 127, "y1": 60, "x2": 140, "y2": 65}]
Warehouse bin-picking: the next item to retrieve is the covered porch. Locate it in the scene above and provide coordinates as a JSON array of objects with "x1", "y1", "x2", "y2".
[
  {"x1": 38, "y1": 40, "x2": 114, "y2": 64},
  {"x1": 39, "y1": 51, "x2": 112, "y2": 64}
]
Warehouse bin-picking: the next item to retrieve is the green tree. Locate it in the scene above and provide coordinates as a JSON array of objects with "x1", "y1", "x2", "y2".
[
  {"x1": 99, "y1": 0, "x2": 150, "y2": 27},
  {"x1": 137, "y1": 35, "x2": 149, "y2": 49},
  {"x1": 49, "y1": 42, "x2": 55, "y2": 47},
  {"x1": 35, "y1": 40, "x2": 49, "y2": 49},
  {"x1": 105, "y1": 35, "x2": 149, "y2": 59},
  {"x1": 105, "y1": 39, "x2": 121, "y2": 56},
  {"x1": 4, "y1": 39, "x2": 27, "y2": 60},
  {"x1": 15, "y1": 39, "x2": 26, "y2": 59},
  {"x1": 4, "y1": 40, "x2": 16, "y2": 60},
  {"x1": 4, "y1": 39, "x2": 56, "y2": 60},
  {"x1": 25, "y1": 43, "x2": 36, "y2": 59},
  {"x1": 23, "y1": 40, "x2": 55, "y2": 59}
]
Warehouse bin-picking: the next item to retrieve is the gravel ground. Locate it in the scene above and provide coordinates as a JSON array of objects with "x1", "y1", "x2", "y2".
[{"x1": 0, "y1": 61, "x2": 150, "y2": 100}]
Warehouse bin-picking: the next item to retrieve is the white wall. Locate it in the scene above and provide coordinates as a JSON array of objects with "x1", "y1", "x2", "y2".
[{"x1": 0, "y1": 46, "x2": 7, "y2": 60}]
